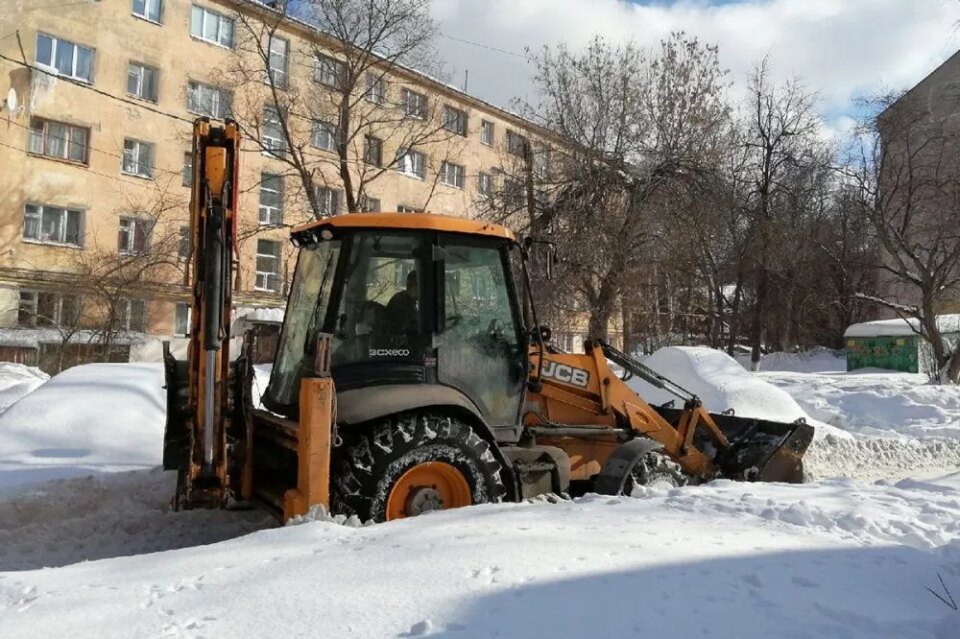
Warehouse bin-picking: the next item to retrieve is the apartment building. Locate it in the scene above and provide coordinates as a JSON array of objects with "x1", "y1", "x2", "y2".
[{"x1": 0, "y1": 0, "x2": 557, "y2": 368}]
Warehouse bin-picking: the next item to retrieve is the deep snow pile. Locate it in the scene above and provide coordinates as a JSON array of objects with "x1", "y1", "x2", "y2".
[
  {"x1": 0, "y1": 473, "x2": 958, "y2": 638},
  {"x1": 638, "y1": 347, "x2": 960, "y2": 480},
  {"x1": 0, "y1": 363, "x2": 165, "y2": 491},
  {"x1": 0, "y1": 362, "x2": 48, "y2": 413},
  {"x1": 753, "y1": 347, "x2": 846, "y2": 373}
]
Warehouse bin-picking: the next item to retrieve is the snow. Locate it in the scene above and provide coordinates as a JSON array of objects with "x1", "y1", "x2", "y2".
[
  {"x1": 0, "y1": 363, "x2": 165, "y2": 491},
  {"x1": 845, "y1": 314, "x2": 960, "y2": 338},
  {"x1": 741, "y1": 347, "x2": 847, "y2": 373},
  {"x1": 1, "y1": 351, "x2": 959, "y2": 638},
  {"x1": 0, "y1": 362, "x2": 48, "y2": 413}
]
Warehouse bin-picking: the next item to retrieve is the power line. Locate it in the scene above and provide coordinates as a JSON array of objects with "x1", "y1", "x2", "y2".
[{"x1": 438, "y1": 32, "x2": 532, "y2": 61}]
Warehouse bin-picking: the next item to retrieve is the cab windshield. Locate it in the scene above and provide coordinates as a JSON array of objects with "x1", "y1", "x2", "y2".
[{"x1": 264, "y1": 239, "x2": 341, "y2": 411}]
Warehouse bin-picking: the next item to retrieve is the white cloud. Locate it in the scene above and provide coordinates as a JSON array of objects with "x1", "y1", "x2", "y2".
[{"x1": 431, "y1": 0, "x2": 960, "y2": 118}]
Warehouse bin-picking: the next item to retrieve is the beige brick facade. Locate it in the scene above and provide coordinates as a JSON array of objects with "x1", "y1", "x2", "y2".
[{"x1": 0, "y1": 0, "x2": 553, "y2": 351}]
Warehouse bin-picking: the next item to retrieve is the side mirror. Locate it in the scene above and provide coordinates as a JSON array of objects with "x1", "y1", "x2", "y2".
[{"x1": 534, "y1": 325, "x2": 552, "y2": 344}]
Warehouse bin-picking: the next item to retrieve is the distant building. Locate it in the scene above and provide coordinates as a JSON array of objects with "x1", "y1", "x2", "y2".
[{"x1": 0, "y1": 0, "x2": 565, "y2": 369}]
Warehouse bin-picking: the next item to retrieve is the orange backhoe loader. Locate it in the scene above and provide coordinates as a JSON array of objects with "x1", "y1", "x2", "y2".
[{"x1": 163, "y1": 121, "x2": 813, "y2": 523}]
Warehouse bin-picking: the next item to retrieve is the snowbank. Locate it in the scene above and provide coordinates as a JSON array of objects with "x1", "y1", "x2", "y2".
[
  {"x1": 0, "y1": 473, "x2": 958, "y2": 638},
  {"x1": 0, "y1": 363, "x2": 165, "y2": 491},
  {"x1": 633, "y1": 347, "x2": 815, "y2": 425},
  {"x1": 749, "y1": 348, "x2": 846, "y2": 373},
  {"x1": 0, "y1": 363, "x2": 48, "y2": 414}
]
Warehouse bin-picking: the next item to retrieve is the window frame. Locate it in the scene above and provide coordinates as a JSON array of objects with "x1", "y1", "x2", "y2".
[
  {"x1": 122, "y1": 138, "x2": 155, "y2": 178},
  {"x1": 182, "y1": 152, "x2": 193, "y2": 187},
  {"x1": 255, "y1": 239, "x2": 282, "y2": 292},
  {"x1": 186, "y1": 80, "x2": 232, "y2": 120},
  {"x1": 440, "y1": 160, "x2": 465, "y2": 189},
  {"x1": 364, "y1": 135, "x2": 383, "y2": 166},
  {"x1": 359, "y1": 194, "x2": 381, "y2": 212},
  {"x1": 478, "y1": 171, "x2": 492, "y2": 194},
  {"x1": 132, "y1": 0, "x2": 164, "y2": 23},
  {"x1": 190, "y1": 4, "x2": 234, "y2": 49},
  {"x1": 401, "y1": 88, "x2": 427, "y2": 119},
  {"x1": 117, "y1": 216, "x2": 151, "y2": 255},
  {"x1": 28, "y1": 117, "x2": 90, "y2": 165},
  {"x1": 397, "y1": 204, "x2": 424, "y2": 213},
  {"x1": 364, "y1": 74, "x2": 386, "y2": 104},
  {"x1": 315, "y1": 54, "x2": 345, "y2": 89},
  {"x1": 481, "y1": 120, "x2": 495, "y2": 146},
  {"x1": 174, "y1": 302, "x2": 191, "y2": 336},
  {"x1": 443, "y1": 105, "x2": 467, "y2": 136},
  {"x1": 127, "y1": 61, "x2": 159, "y2": 102},
  {"x1": 396, "y1": 147, "x2": 426, "y2": 179},
  {"x1": 267, "y1": 35, "x2": 289, "y2": 89},
  {"x1": 259, "y1": 172, "x2": 284, "y2": 226},
  {"x1": 314, "y1": 186, "x2": 342, "y2": 216},
  {"x1": 18, "y1": 289, "x2": 80, "y2": 328},
  {"x1": 311, "y1": 120, "x2": 337, "y2": 151},
  {"x1": 261, "y1": 106, "x2": 287, "y2": 157},
  {"x1": 507, "y1": 130, "x2": 528, "y2": 157},
  {"x1": 117, "y1": 298, "x2": 147, "y2": 332},
  {"x1": 22, "y1": 203, "x2": 85, "y2": 248},
  {"x1": 35, "y1": 33, "x2": 95, "y2": 83}
]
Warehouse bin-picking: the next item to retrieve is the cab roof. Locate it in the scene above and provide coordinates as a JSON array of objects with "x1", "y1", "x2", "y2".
[{"x1": 291, "y1": 212, "x2": 516, "y2": 243}]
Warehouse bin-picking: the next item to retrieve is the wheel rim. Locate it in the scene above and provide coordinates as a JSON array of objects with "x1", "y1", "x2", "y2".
[{"x1": 385, "y1": 461, "x2": 472, "y2": 521}]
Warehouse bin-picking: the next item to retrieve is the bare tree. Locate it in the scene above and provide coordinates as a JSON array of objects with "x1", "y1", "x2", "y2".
[
  {"x1": 740, "y1": 59, "x2": 822, "y2": 369},
  {"x1": 227, "y1": 0, "x2": 460, "y2": 224},
  {"x1": 846, "y1": 92, "x2": 960, "y2": 381}
]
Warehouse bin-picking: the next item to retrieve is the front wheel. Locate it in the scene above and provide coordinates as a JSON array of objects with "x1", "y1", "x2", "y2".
[
  {"x1": 332, "y1": 413, "x2": 506, "y2": 522},
  {"x1": 623, "y1": 451, "x2": 688, "y2": 494}
]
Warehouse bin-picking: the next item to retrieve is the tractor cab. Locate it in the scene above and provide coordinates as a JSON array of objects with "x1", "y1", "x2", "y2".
[{"x1": 263, "y1": 213, "x2": 530, "y2": 439}]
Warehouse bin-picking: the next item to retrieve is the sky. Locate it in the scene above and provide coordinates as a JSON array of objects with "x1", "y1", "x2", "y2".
[{"x1": 429, "y1": 0, "x2": 960, "y2": 138}]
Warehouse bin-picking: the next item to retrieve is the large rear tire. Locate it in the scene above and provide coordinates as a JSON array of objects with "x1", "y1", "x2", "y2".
[{"x1": 332, "y1": 413, "x2": 506, "y2": 522}]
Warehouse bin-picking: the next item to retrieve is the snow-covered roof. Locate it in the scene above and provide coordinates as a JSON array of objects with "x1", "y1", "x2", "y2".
[
  {"x1": 0, "y1": 329, "x2": 149, "y2": 349},
  {"x1": 844, "y1": 314, "x2": 960, "y2": 338},
  {"x1": 233, "y1": 306, "x2": 285, "y2": 326}
]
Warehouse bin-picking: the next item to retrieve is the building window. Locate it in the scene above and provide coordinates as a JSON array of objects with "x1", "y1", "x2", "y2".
[
  {"x1": 481, "y1": 120, "x2": 494, "y2": 146},
  {"x1": 127, "y1": 62, "x2": 158, "y2": 102},
  {"x1": 19, "y1": 290, "x2": 80, "y2": 328},
  {"x1": 396, "y1": 148, "x2": 426, "y2": 179},
  {"x1": 174, "y1": 302, "x2": 191, "y2": 336},
  {"x1": 182, "y1": 152, "x2": 193, "y2": 187},
  {"x1": 122, "y1": 138, "x2": 154, "y2": 178},
  {"x1": 396, "y1": 205, "x2": 423, "y2": 213},
  {"x1": 359, "y1": 194, "x2": 380, "y2": 212},
  {"x1": 267, "y1": 36, "x2": 288, "y2": 89},
  {"x1": 534, "y1": 147, "x2": 551, "y2": 180},
  {"x1": 315, "y1": 54, "x2": 345, "y2": 89},
  {"x1": 187, "y1": 81, "x2": 232, "y2": 119},
  {"x1": 503, "y1": 178, "x2": 525, "y2": 208},
  {"x1": 23, "y1": 204, "x2": 83, "y2": 247},
  {"x1": 311, "y1": 120, "x2": 337, "y2": 151},
  {"x1": 255, "y1": 240, "x2": 281, "y2": 292},
  {"x1": 401, "y1": 88, "x2": 427, "y2": 119},
  {"x1": 190, "y1": 4, "x2": 234, "y2": 48},
  {"x1": 28, "y1": 118, "x2": 89, "y2": 164},
  {"x1": 478, "y1": 171, "x2": 492, "y2": 194},
  {"x1": 178, "y1": 225, "x2": 190, "y2": 258},
  {"x1": 262, "y1": 106, "x2": 286, "y2": 156},
  {"x1": 507, "y1": 130, "x2": 528, "y2": 157},
  {"x1": 440, "y1": 161, "x2": 465, "y2": 189},
  {"x1": 35, "y1": 33, "x2": 94, "y2": 83},
  {"x1": 443, "y1": 106, "x2": 467, "y2": 136},
  {"x1": 132, "y1": 0, "x2": 163, "y2": 23},
  {"x1": 364, "y1": 135, "x2": 383, "y2": 166},
  {"x1": 118, "y1": 217, "x2": 150, "y2": 254},
  {"x1": 314, "y1": 186, "x2": 341, "y2": 216},
  {"x1": 365, "y1": 74, "x2": 386, "y2": 104},
  {"x1": 259, "y1": 173, "x2": 283, "y2": 225},
  {"x1": 117, "y1": 298, "x2": 146, "y2": 332}
]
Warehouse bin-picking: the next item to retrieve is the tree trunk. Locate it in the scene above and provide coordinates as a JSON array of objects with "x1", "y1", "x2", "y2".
[{"x1": 749, "y1": 262, "x2": 768, "y2": 371}]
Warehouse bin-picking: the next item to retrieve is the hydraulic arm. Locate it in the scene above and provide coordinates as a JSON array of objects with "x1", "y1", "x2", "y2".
[{"x1": 167, "y1": 118, "x2": 241, "y2": 509}]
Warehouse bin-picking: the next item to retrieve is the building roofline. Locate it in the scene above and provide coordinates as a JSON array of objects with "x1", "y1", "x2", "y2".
[
  {"x1": 227, "y1": 0, "x2": 563, "y2": 145},
  {"x1": 880, "y1": 48, "x2": 960, "y2": 120}
]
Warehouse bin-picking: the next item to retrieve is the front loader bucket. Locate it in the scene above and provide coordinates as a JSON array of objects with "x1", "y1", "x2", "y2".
[{"x1": 654, "y1": 407, "x2": 815, "y2": 483}]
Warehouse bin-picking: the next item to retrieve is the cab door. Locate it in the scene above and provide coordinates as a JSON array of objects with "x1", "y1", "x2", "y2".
[{"x1": 436, "y1": 237, "x2": 527, "y2": 433}]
